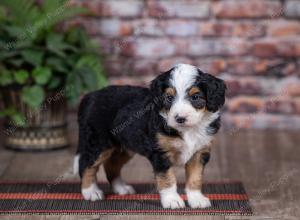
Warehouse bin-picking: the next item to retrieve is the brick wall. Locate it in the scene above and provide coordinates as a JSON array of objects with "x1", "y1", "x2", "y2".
[{"x1": 71, "y1": 0, "x2": 300, "y2": 131}]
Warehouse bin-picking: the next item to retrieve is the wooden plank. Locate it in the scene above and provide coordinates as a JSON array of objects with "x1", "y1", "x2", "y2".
[{"x1": 0, "y1": 147, "x2": 15, "y2": 178}]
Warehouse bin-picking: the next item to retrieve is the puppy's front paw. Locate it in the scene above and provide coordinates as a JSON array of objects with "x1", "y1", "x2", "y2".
[
  {"x1": 82, "y1": 183, "x2": 104, "y2": 201},
  {"x1": 186, "y1": 189, "x2": 211, "y2": 208},
  {"x1": 161, "y1": 193, "x2": 185, "y2": 209},
  {"x1": 112, "y1": 177, "x2": 136, "y2": 195}
]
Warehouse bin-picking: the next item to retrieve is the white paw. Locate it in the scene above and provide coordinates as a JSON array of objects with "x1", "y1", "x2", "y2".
[
  {"x1": 159, "y1": 185, "x2": 185, "y2": 209},
  {"x1": 82, "y1": 183, "x2": 104, "y2": 201},
  {"x1": 112, "y1": 177, "x2": 136, "y2": 195},
  {"x1": 161, "y1": 193, "x2": 185, "y2": 209},
  {"x1": 186, "y1": 189, "x2": 211, "y2": 209}
]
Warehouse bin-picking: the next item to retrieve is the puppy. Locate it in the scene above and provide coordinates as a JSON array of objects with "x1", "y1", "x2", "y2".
[{"x1": 74, "y1": 64, "x2": 226, "y2": 209}]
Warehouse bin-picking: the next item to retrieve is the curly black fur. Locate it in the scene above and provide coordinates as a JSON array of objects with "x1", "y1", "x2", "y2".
[{"x1": 196, "y1": 70, "x2": 226, "y2": 113}]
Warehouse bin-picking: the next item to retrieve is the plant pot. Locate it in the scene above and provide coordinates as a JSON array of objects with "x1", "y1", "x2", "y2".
[{"x1": 1, "y1": 87, "x2": 69, "y2": 151}]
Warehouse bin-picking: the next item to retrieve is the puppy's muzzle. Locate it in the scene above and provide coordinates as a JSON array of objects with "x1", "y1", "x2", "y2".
[{"x1": 175, "y1": 115, "x2": 186, "y2": 124}]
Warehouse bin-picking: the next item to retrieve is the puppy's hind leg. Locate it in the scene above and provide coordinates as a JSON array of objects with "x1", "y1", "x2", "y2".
[
  {"x1": 80, "y1": 149, "x2": 113, "y2": 201},
  {"x1": 104, "y1": 149, "x2": 136, "y2": 195}
]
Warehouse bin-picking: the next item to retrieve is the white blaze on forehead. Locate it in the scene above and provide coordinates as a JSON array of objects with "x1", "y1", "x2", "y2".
[{"x1": 170, "y1": 64, "x2": 199, "y2": 95}]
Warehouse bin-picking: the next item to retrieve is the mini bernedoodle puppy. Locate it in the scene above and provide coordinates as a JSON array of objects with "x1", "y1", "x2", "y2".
[{"x1": 74, "y1": 64, "x2": 226, "y2": 209}]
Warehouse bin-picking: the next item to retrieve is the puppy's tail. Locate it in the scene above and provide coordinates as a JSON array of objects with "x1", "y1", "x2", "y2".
[{"x1": 73, "y1": 154, "x2": 80, "y2": 175}]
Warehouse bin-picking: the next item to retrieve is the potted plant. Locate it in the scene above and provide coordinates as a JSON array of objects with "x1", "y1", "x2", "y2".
[{"x1": 0, "y1": 0, "x2": 107, "y2": 151}]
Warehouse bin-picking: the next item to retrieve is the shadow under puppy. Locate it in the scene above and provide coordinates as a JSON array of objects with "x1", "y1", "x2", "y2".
[{"x1": 74, "y1": 64, "x2": 226, "y2": 209}]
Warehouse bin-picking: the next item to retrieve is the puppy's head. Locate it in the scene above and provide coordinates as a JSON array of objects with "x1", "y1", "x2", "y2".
[{"x1": 150, "y1": 64, "x2": 226, "y2": 129}]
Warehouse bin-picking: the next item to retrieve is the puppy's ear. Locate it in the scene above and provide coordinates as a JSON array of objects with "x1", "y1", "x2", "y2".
[
  {"x1": 150, "y1": 69, "x2": 172, "y2": 107},
  {"x1": 197, "y1": 71, "x2": 226, "y2": 112}
]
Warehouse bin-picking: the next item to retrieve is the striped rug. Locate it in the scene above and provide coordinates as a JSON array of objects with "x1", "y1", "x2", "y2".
[{"x1": 0, "y1": 181, "x2": 252, "y2": 215}]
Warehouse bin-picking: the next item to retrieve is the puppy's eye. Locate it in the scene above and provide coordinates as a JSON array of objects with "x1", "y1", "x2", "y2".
[
  {"x1": 190, "y1": 93, "x2": 206, "y2": 109},
  {"x1": 166, "y1": 95, "x2": 174, "y2": 103},
  {"x1": 191, "y1": 94, "x2": 201, "y2": 101}
]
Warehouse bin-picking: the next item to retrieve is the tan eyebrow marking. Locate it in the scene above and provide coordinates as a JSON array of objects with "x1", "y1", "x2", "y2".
[
  {"x1": 165, "y1": 87, "x2": 176, "y2": 96},
  {"x1": 188, "y1": 87, "x2": 200, "y2": 96}
]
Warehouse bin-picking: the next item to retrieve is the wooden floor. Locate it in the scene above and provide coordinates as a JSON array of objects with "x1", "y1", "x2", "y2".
[{"x1": 0, "y1": 115, "x2": 300, "y2": 220}]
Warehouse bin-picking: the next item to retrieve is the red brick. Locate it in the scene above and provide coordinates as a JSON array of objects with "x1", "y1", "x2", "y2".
[
  {"x1": 253, "y1": 39, "x2": 300, "y2": 57},
  {"x1": 132, "y1": 19, "x2": 164, "y2": 36},
  {"x1": 213, "y1": 0, "x2": 282, "y2": 18},
  {"x1": 254, "y1": 59, "x2": 283, "y2": 75},
  {"x1": 267, "y1": 21, "x2": 300, "y2": 37},
  {"x1": 196, "y1": 59, "x2": 226, "y2": 75},
  {"x1": 164, "y1": 20, "x2": 198, "y2": 37},
  {"x1": 157, "y1": 57, "x2": 193, "y2": 72},
  {"x1": 226, "y1": 96, "x2": 264, "y2": 113},
  {"x1": 252, "y1": 40, "x2": 278, "y2": 57},
  {"x1": 295, "y1": 98, "x2": 300, "y2": 114},
  {"x1": 279, "y1": 77, "x2": 300, "y2": 97},
  {"x1": 281, "y1": 63, "x2": 297, "y2": 76},
  {"x1": 103, "y1": 58, "x2": 133, "y2": 76},
  {"x1": 132, "y1": 59, "x2": 157, "y2": 75},
  {"x1": 226, "y1": 58, "x2": 292, "y2": 75},
  {"x1": 173, "y1": 39, "x2": 189, "y2": 56},
  {"x1": 260, "y1": 76, "x2": 300, "y2": 97},
  {"x1": 200, "y1": 22, "x2": 265, "y2": 38},
  {"x1": 109, "y1": 76, "x2": 152, "y2": 87},
  {"x1": 133, "y1": 38, "x2": 177, "y2": 58},
  {"x1": 297, "y1": 60, "x2": 300, "y2": 77},
  {"x1": 147, "y1": 0, "x2": 210, "y2": 18},
  {"x1": 222, "y1": 114, "x2": 300, "y2": 130},
  {"x1": 232, "y1": 23, "x2": 265, "y2": 38},
  {"x1": 80, "y1": 0, "x2": 144, "y2": 17},
  {"x1": 264, "y1": 98, "x2": 297, "y2": 114},
  {"x1": 276, "y1": 40, "x2": 300, "y2": 57},
  {"x1": 227, "y1": 59, "x2": 256, "y2": 75},
  {"x1": 200, "y1": 22, "x2": 233, "y2": 37},
  {"x1": 95, "y1": 19, "x2": 133, "y2": 36},
  {"x1": 70, "y1": 18, "x2": 132, "y2": 37},
  {"x1": 115, "y1": 39, "x2": 136, "y2": 56},
  {"x1": 224, "y1": 76, "x2": 262, "y2": 97},
  {"x1": 93, "y1": 38, "x2": 114, "y2": 55},
  {"x1": 188, "y1": 39, "x2": 249, "y2": 57}
]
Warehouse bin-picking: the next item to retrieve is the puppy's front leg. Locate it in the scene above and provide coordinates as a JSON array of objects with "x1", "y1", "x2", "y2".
[
  {"x1": 156, "y1": 168, "x2": 185, "y2": 209},
  {"x1": 185, "y1": 149, "x2": 211, "y2": 208}
]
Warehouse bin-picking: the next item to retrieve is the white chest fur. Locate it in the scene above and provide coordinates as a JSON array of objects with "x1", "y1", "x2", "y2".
[
  {"x1": 166, "y1": 111, "x2": 219, "y2": 165},
  {"x1": 177, "y1": 128, "x2": 213, "y2": 165}
]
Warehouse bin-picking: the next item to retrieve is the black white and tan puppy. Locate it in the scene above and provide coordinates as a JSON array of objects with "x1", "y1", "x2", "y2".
[{"x1": 73, "y1": 64, "x2": 226, "y2": 209}]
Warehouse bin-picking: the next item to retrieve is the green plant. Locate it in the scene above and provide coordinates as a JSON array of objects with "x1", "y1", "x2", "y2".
[{"x1": 0, "y1": 0, "x2": 107, "y2": 124}]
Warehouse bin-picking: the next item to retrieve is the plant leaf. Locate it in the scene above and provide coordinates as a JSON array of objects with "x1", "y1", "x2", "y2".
[
  {"x1": 42, "y1": 1, "x2": 87, "y2": 30},
  {"x1": 32, "y1": 67, "x2": 52, "y2": 85},
  {"x1": 46, "y1": 57, "x2": 68, "y2": 73},
  {"x1": 2, "y1": 25, "x2": 25, "y2": 38},
  {"x1": 0, "y1": 50, "x2": 19, "y2": 61},
  {"x1": 0, "y1": 107, "x2": 15, "y2": 117},
  {"x1": 76, "y1": 55, "x2": 108, "y2": 89},
  {"x1": 0, "y1": 6, "x2": 6, "y2": 20},
  {"x1": 21, "y1": 85, "x2": 45, "y2": 108},
  {"x1": 0, "y1": 0, "x2": 38, "y2": 25},
  {"x1": 11, "y1": 112, "x2": 26, "y2": 126},
  {"x1": 7, "y1": 59, "x2": 24, "y2": 68},
  {"x1": 14, "y1": 70, "x2": 29, "y2": 84},
  {"x1": 0, "y1": 71, "x2": 13, "y2": 86},
  {"x1": 48, "y1": 77, "x2": 61, "y2": 90},
  {"x1": 46, "y1": 33, "x2": 69, "y2": 57},
  {"x1": 21, "y1": 49, "x2": 44, "y2": 66},
  {"x1": 66, "y1": 72, "x2": 82, "y2": 105},
  {"x1": 77, "y1": 67, "x2": 98, "y2": 90}
]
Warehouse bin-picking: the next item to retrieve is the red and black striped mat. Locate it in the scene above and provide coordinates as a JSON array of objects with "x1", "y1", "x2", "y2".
[{"x1": 0, "y1": 181, "x2": 252, "y2": 215}]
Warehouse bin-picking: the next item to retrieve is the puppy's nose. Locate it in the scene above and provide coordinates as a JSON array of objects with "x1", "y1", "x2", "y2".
[{"x1": 175, "y1": 115, "x2": 186, "y2": 124}]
